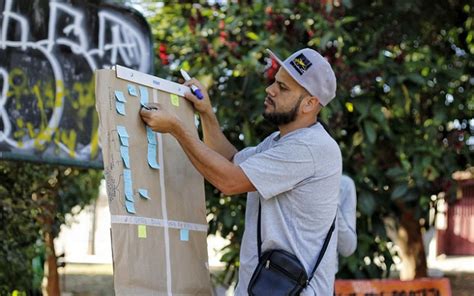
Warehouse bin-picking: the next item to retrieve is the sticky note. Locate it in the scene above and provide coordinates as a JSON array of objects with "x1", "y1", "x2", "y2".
[
  {"x1": 117, "y1": 126, "x2": 129, "y2": 138},
  {"x1": 115, "y1": 90, "x2": 126, "y2": 102},
  {"x1": 138, "y1": 189, "x2": 150, "y2": 199},
  {"x1": 124, "y1": 168, "x2": 132, "y2": 181},
  {"x1": 120, "y1": 146, "x2": 130, "y2": 168},
  {"x1": 117, "y1": 126, "x2": 129, "y2": 146},
  {"x1": 139, "y1": 86, "x2": 149, "y2": 107},
  {"x1": 125, "y1": 200, "x2": 136, "y2": 214},
  {"x1": 147, "y1": 144, "x2": 160, "y2": 169},
  {"x1": 180, "y1": 229, "x2": 189, "y2": 241},
  {"x1": 146, "y1": 126, "x2": 157, "y2": 144},
  {"x1": 138, "y1": 225, "x2": 147, "y2": 238},
  {"x1": 119, "y1": 136, "x2": 129, "y2": 147},
  {"x1": 116, "y1": 101, "x2": 126, "y2": 115},
  {"x1": 128, "y1": 84, "x2": 138, "y2": 96},
  {"x1": 123, "y1": 169, "x2": 134, "y2": 202},
  {"x1": 170, "y1": 94, "x2": 180, "y2": 107}
]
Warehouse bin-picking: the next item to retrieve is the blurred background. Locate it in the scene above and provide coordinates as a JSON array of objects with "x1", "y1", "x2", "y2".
[{"x1": 0, "y1": 0, "x2": 472, "y2": 295}]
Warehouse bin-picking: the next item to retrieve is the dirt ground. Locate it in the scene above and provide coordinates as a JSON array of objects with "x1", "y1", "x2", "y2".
[
  {"x1": 60, "y1": 263, "x2": 474, "y2": 296},
  {"x1": 59, "y1": 264, "x2": 113, "y2": 296},
  {"x1": 445, "y1": 272, "x2": 474, "y2": 296}
]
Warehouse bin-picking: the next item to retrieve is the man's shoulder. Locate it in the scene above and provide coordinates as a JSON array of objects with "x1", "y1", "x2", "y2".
[{"x1": 294, "y1": 125, "x2": 341, "y2": 154}]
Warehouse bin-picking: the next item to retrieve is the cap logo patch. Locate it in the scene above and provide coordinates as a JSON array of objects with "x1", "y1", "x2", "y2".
[{"x1": 290, "y1": 54, "x2": 312, "y2": 75}]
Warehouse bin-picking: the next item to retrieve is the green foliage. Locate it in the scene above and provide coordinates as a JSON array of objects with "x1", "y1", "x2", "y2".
[
  {"x1": 0, "y1": 161, "x2": 102, "y2": 293},
  {"x1": 144, "y1": 0, "x2": 472, "y2": 284}
]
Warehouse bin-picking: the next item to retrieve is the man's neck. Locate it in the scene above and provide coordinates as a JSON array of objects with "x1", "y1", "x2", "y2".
[{"x1": 278, "y1": 116, "x2": 318, "y2": 137}]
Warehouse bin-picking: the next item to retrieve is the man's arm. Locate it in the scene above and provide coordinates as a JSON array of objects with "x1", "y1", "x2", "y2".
[
  {"x1": 337, "y1": 175, "x2": 358, "y2": 257},
  {"x1": 140, "y1": 103, "x2": 255, "y2": 196},
  {"x1": 183, "y1": 79, "x2": 237, "y2": 160}
]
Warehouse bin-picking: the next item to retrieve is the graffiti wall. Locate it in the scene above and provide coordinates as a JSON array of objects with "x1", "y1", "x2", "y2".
[{"x1": 0, "y1": 0, "x2": 153, "y2": 168}]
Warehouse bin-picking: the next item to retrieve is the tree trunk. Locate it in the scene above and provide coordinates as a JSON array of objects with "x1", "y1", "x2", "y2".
[
  {"x1": 396, "y1": 209, "x2": 428, "y2": 279},
  {"x1": 44, "y1": 227, "x2": 60, "y2": 296}
]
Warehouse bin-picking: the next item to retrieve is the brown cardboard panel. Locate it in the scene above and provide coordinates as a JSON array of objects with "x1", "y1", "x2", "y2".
[{"x1": 95, "y1": 69, "x2": 211, "y2": 295}]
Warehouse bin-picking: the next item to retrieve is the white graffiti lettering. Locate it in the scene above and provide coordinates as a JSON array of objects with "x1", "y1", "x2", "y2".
[{"x1": 0, "y1": 0, "x2": 151, "y2": 160}]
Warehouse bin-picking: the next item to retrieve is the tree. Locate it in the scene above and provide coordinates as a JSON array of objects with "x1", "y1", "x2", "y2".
[
  {"x1": 144, "y1": 0, "x2": 472, "y2": 285},
  {"x1": 0, "y1": 161, "x2": 102, "y2": 294}
]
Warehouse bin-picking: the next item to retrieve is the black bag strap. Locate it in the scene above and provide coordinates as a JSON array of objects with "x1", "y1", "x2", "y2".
[
  {"x1": 257, "y1": 198, "x2": 337, "y2": 281},
  {"x1": 257, "y1": 201, "x2": 262, "y2": 261}
]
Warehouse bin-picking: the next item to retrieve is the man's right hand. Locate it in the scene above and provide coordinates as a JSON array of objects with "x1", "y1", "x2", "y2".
[{"x1": 183, "y1": 78, "x2": 213, "y2": 115}]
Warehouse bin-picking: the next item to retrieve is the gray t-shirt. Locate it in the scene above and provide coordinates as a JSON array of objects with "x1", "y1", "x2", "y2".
[{"x1": 233, "y1": 123, "x2": 342, "y2": 295}]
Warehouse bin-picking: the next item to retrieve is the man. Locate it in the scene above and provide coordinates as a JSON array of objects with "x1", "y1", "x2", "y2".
[
  {"x1": 140, "y1": 48, "x2": 341, "y2": 295},
  {"x1": 337, "y1": 175, "x2": 357, "y2": 265}
]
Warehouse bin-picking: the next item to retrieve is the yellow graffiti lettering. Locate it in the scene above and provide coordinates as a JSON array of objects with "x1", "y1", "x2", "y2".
[
  {"x1": 72, "y1": 79, "x2": 95, "y2": 119},
  {"x1": 33, "y1": 127, "x2": 54, "y2": 150},
  {"x1": 32, "y1": 84, "x2": 48, "y2": 129},
  {"x1": 54, "y1": 80, "x2": 64, "y2": 108},
  {"x1": 60, "y1": 130, "x2": 77, "y2": 158},
  {"x1": 43, "y1": 80, "x2": 55, "y2": 109},
  {"x1": 26, "y1": 122, "x2": 35, "y2": 138},
  {"x1": 14, "y1": 130, "x2": 25, "y2": 138},
  {"x1": 5, "y1": 67, "x2": 99, "y2": 160},
  {"x1": 16, "y1": 118, "x2": 24, "y2": 128}
]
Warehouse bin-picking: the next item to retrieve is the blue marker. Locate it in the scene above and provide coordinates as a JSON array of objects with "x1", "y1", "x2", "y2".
[{"x1": 180, "y1": 69, "x2": 204, "y2": 100}]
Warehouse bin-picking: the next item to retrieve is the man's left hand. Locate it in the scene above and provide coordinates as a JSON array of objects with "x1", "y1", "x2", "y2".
[{"x1": 140, "y1": 103, "x2": 181, "y2": 134}]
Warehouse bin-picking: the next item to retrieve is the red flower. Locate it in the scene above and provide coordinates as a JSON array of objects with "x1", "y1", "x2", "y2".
[
  {"x1": 220, "y1": 31, "x2": 228, "y2": 43},
  {"x1": 158, "y1": 43, "x2": 169, "y2": 65}
]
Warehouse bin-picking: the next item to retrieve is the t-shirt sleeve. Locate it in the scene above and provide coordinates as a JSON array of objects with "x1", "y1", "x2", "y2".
[
  {"x1": 239, "y1": 142, "x2": 315, "y2": 199},
  {"x1": 233, "y1": 146, "x2": 258, "y2": 165}
]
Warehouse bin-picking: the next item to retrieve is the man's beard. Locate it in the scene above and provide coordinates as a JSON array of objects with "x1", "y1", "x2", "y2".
[{"x1": 262, "y1": 95, "x2": 304, "y2": 126}]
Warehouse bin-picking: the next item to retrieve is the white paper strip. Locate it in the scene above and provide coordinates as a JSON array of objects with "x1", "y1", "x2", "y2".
[
  {"x1": 115, "y1": 65, "x2": 190, "y2": 97},
  {"x1": 110, "y1": 215, "x2": 208, "y2": 233}
]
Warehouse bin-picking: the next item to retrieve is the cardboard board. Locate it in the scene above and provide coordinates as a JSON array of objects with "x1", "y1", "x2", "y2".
[{"x1": 95, "y1": 67, "x2": 211, "y2": 295}]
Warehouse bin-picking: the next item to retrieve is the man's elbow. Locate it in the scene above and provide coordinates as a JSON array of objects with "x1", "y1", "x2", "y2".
[
  {"x1": 338, "y1": 241, "x2": 357, "y2": 257},
  {"x1": 217, "y1": 178, "x2": 253, "y2": 196},
  {"x1": 218, "y1": 182, "x2": 243, "y2": 196}
]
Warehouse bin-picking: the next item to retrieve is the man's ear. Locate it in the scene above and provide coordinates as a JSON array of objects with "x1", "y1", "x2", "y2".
[{"x1": 301, "y1": 96, "x2": 320, "y2": 114}]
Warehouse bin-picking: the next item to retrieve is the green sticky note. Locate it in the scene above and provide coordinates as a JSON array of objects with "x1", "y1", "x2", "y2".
[
  {"x1": 138, "y1": 225, "x2": 147, "y2": 238},
  {"x1": 170, "y1": 94, "x2": 180, "y2": 107}
]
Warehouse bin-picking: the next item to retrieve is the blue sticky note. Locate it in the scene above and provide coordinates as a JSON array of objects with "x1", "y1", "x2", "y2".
[
  {"x1": 117, "y1": 126, "x2": 129, "y2": 146},
  {"x1": 115, "y1": 90, "x2": 126, "y2": 102},
  {"x1": 117, "y1": 126, "x2": 129, "y2": 138},
  {"x1": 139, "y1": 86, "x2": 149, "y2": 107},
  {"x1": 146, "y1": 126, "x2": 157, "y2": 144},
  {"x1": 125, "y1": 200, "x2": 136, "y2": 214},
  {"x1": 138, "y1": 189, "x2": 150, "y2": 199},
  {"x1": 123, "y1": 169, "x2": 134, "y2": 202},
  {"x1": 120, "y1": 146, "x2": 130, "y2": 168},
  {"x1": 125, "y1": 187, "x2": 134, "y2": 202},
  {"x1": 147, "y1": 144, "x2": 160, "y2": 169},
  {"x1": 124, "y1": 168, "x2": 132, "y2": 181},
  {"x1": 119, "y1": 136, "x2": 129, "y2": 147},
  {"x1": 180, "y1": 229, "x2": 189, "y2": 241},
  {"x1": 128, "y1": 84, "x2": 138, "y2": 96},
  {"x1": 116, "y1": 101, "x2": 126, "y2": 115}
]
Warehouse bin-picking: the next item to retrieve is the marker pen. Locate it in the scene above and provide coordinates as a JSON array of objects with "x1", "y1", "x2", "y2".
[
  {"x1": 142, "y1": 105, "x2": 157, "y2": 111},
  {"x1": 180, "y1": 69, "x2": 204, "y2": 100}
]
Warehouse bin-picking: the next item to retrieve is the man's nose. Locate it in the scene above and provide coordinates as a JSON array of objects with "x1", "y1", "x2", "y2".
[{"x1": 265, "y1": 83, "x2": 276, "y2": 97}]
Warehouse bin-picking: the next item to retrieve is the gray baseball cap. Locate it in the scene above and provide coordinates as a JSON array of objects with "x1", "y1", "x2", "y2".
[{"x1": 266, "y1": 48, "x2": 337, "y2": 106}]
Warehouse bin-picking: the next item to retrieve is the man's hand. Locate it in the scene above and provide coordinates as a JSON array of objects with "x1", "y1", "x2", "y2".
[
  {"x1": 140, "y1": 103, "x2": 182, "y2": 134},
  {"x1": 183, "y1": 78, "x2": 213, "y2": 115}
]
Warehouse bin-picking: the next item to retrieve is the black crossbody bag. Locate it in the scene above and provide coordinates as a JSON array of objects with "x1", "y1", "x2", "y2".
[{"x1": 248, "y1": 201, "x2": 336, "y2": 296}]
